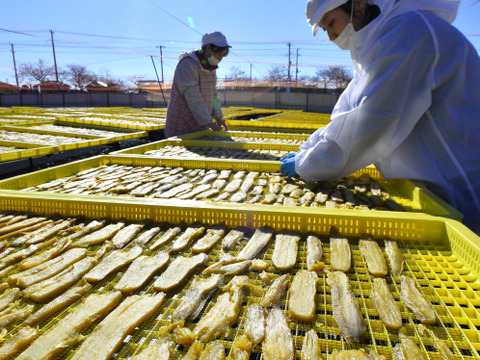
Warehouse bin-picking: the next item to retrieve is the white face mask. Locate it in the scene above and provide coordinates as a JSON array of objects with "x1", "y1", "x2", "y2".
[
  {"x1": 333, "y1": 2, "x2": 355, "y2": 51},
  {"x1": 207, "y1": 54, "x2": 220, "y2": 66},
  {"x1": 333, "y1": 22, "x2": 355, "y2": 50}
]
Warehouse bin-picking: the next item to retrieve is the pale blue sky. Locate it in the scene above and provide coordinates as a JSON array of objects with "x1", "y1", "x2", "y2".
[{"x1": 1, "y1": 0, "x2": 479, "y2": 86}]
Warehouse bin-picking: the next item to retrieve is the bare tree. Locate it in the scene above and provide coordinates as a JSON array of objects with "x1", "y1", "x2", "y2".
[
  {"x1": 313, "y1": 66, "x2": 352, "y2": 92},
  {"x1": 64, "y1": 64, "x2": 95, "y2": 90},
  {"x1": 330, "y1": 67, "x2": 353, "y2": 90},
  {"x1": 126, "y1": 75, "x2": 145, "y2": 87},
  {"x1": 96, "y1": 68, "x2": 125, "y2": 89},
  {"x1": 265, "y1": 65, "x2": 288, "y2": 82},
  {"x1": 314, "y1": 68, "x2": 330, "y2": 92},
  {"x1": 227, "y1": 66, "x2": 248, "y2": 81},
  {"x1": 18, "y1": 59, "x2": 56, "y2": 83}
]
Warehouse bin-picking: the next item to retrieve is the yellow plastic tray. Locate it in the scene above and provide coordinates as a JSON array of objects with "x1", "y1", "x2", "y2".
[
  {"x1": 223, "y1": 109, "x2": 283, "y2": 120},
  {"x1": 177, "y1": 129, "x2": 310, "y2": 143},
  {"x1": 272, "y1": 110, "x2": 331, "y2": 122},
  {"x1": 223, "y1": 108, "x2": 330, "y2": 121},
  {"x1": 0, "y1": 199, "x2": 478, "y2": 358},
  {"x1": 0, "y1": 140, "x2": 57, "y2": 162},
  {"x1": 4, "y1": 120, "x2": 148, "y2": 142},
  {"x1": 10, "y1": 106, "x2": 45, "y2": 112},
  {"x1": 111, "y1": 139, "x2": 300, "y2": 157},
  {"x1": 56, "y1": 116, "x2": 164, "y2": 131},
  {"x1": 0, "y1": 124, "x2": 100, "y2": 140},
  {"x1": 0, "y1": 155, "x2": 462, "y2": 220},
  {"x1": 0, "y1": 125, "x2": 147, "y2": 152},
  {"x1": 226, "y1": 118, "x2": 328, "y2": 130},
  {"x1": 224, "y1": 109, "x2": 329, "y2": 126},
  {"x1": 0, "y1": 118, "x2": 41, "y2": 126},
  {"x1": 222, "y1": 106, "x2": 255, "y2": 112},
  {"x1": 226, "y1": 125, "x2": 315, "y2": 134}
]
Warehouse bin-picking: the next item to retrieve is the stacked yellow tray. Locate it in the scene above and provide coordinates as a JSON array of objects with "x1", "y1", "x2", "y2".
[
  {"x1": 4, "y1": 120, "x2": 148, "y2": 144},
  {"x1": 0, "y1": 116, "x2": 148, "y2": 162},
  {"x1": 57, "y1": 115, "x2": 164, "y2": 131},
  {"x1": 0, "y1": 198, "x2": 478, "y2": 359},
  {"x1": 225, "y1": 109, "x2": 331, "y2": 131},
  {"x1": 0, "y1": 140, "x2": 57, "y2": 162},
  {"x1": 0, "y1": 155, "x2": 462, "y2": 220},
  {"x1": 0, "y1": 125, "x2": 146, "y2": 153},
  {"x1": 0, "y1": 106, "x2": 477, "y2": 359},
  {"x1": 178, "y1": 130, "x2": 310, "y2": 145},
  {"x1": 111, "y1": 139, "x2": 299, "y2": 160}
]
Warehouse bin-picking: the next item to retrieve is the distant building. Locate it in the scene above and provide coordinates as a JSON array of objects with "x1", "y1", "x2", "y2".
[
  {"x1": 32, "y1": 81, "x2": 70, "y2": 93},
  {"x1": 0, "y1": 81, "x2": 20, "y2": 94},
  {"x1": 136, "y1": 80, "x2": 171, "y2": 92},
  {"x1": 86, "y1": 80, "x2": 121, "y2": 92}
]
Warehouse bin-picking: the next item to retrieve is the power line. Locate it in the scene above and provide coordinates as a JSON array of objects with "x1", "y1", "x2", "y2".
[
  {"x1": 0, "y1": 28, "x2": 39, "y2": 38},
  {"x1": 0, "y1": 25, "x2": 355, "y2": 85},
  {"x1": 145, "y1": 1, "x2": 270, "y2": 78},
  {"x1": 148, "y1": 0, "x2": 202, "y2": 36}
]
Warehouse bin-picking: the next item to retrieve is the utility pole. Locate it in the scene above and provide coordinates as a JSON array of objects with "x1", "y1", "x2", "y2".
[
  {"x1": 50, "y1": 30, "x2": 59, "y2": 82},
  {"x1": 287, "y1": 42, "x2": 292, "y2": 81},
  {"x1": 10, "y1": 44, "x2": 19, "y2": 87},
  {"x1": 156, "y1": 45, "x2": 165, "y2": 83},
  {"x1": 250, "y1": 63, "x2": 252, "y2": 82},
  {"x1": 295, "y1": 48, "x2": 300, "y2": 84},
  {"x1": 150, "y1": 56, "x2": 167, "y2": 106}
]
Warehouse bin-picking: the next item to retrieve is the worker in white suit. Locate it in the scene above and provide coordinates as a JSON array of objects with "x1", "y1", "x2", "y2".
[{"x1": 280, "y1": 0, "x2": 480, "y2": 233}]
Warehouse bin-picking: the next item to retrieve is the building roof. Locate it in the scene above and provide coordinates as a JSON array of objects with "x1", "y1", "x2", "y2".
[
  {"x1": 32, "y1": 81, "x2": 70, "y2": 91},
  {"x1": 0, "y1": 81, "x2": 20, "y2": 90}
]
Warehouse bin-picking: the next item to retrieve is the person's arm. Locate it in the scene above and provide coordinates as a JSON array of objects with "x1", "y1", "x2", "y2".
[
  {"x1": 212, "y1": 91, "x2": 223, "y2": 121},
  {"x1": 212, "y1": 91, "x2": 227, "y2": 130},
  {"x1": 176, "y1": 58, "x2": 214, "y2": 127},
  {"x1": 296, "y1": 13, "x2": 436, "y2": 182}
]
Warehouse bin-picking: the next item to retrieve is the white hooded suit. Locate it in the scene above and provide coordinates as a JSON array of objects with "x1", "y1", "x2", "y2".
[{"x1": 298, "y1": 0, "x2": 480, "y2": 232}]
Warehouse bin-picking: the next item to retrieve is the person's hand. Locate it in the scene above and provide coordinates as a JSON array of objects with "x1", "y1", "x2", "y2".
[
  {"x1": 280, "y1": 155, "x2": 298, "y2": 177},
  {"x1": 215, "y1": 118, "x2": 228, "y2": 131},
  {"x1": 280, "y1": 152, "x2": 297, "y2": 162},
  {"x1": 208, "y1": 121, "x2": 222, "y2": 131}
]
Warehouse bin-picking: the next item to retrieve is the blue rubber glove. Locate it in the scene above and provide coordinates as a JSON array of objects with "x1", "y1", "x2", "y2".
[
  {"x1": 279, "y1": 152, "x2": 297, "y2": 162},
  {"x1": 280, "y1": 155, "x2": 298, "y2": 177}
]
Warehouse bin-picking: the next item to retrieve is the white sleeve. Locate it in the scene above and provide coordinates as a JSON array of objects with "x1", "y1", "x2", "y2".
[
  {"x1": 296, "y1": 13, "x2": 436, "y2": 182},
  {"x1": 176, "y1": 58, "x2": 213, "y2": 127}
]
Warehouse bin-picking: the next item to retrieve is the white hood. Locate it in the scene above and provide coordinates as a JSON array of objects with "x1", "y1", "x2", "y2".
[
  {"x1": 377, "y1": 0, "x2": 459, "y2": 24},
  {"x1": 359, "y1": 0, "x2": 459, "y2": 44},
  {"x1": 297, "y1": 0, "x2": 480, "y2": 233},
  {"x1": 349, "y1": 0, "x2": 459, "y2": 74}
]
